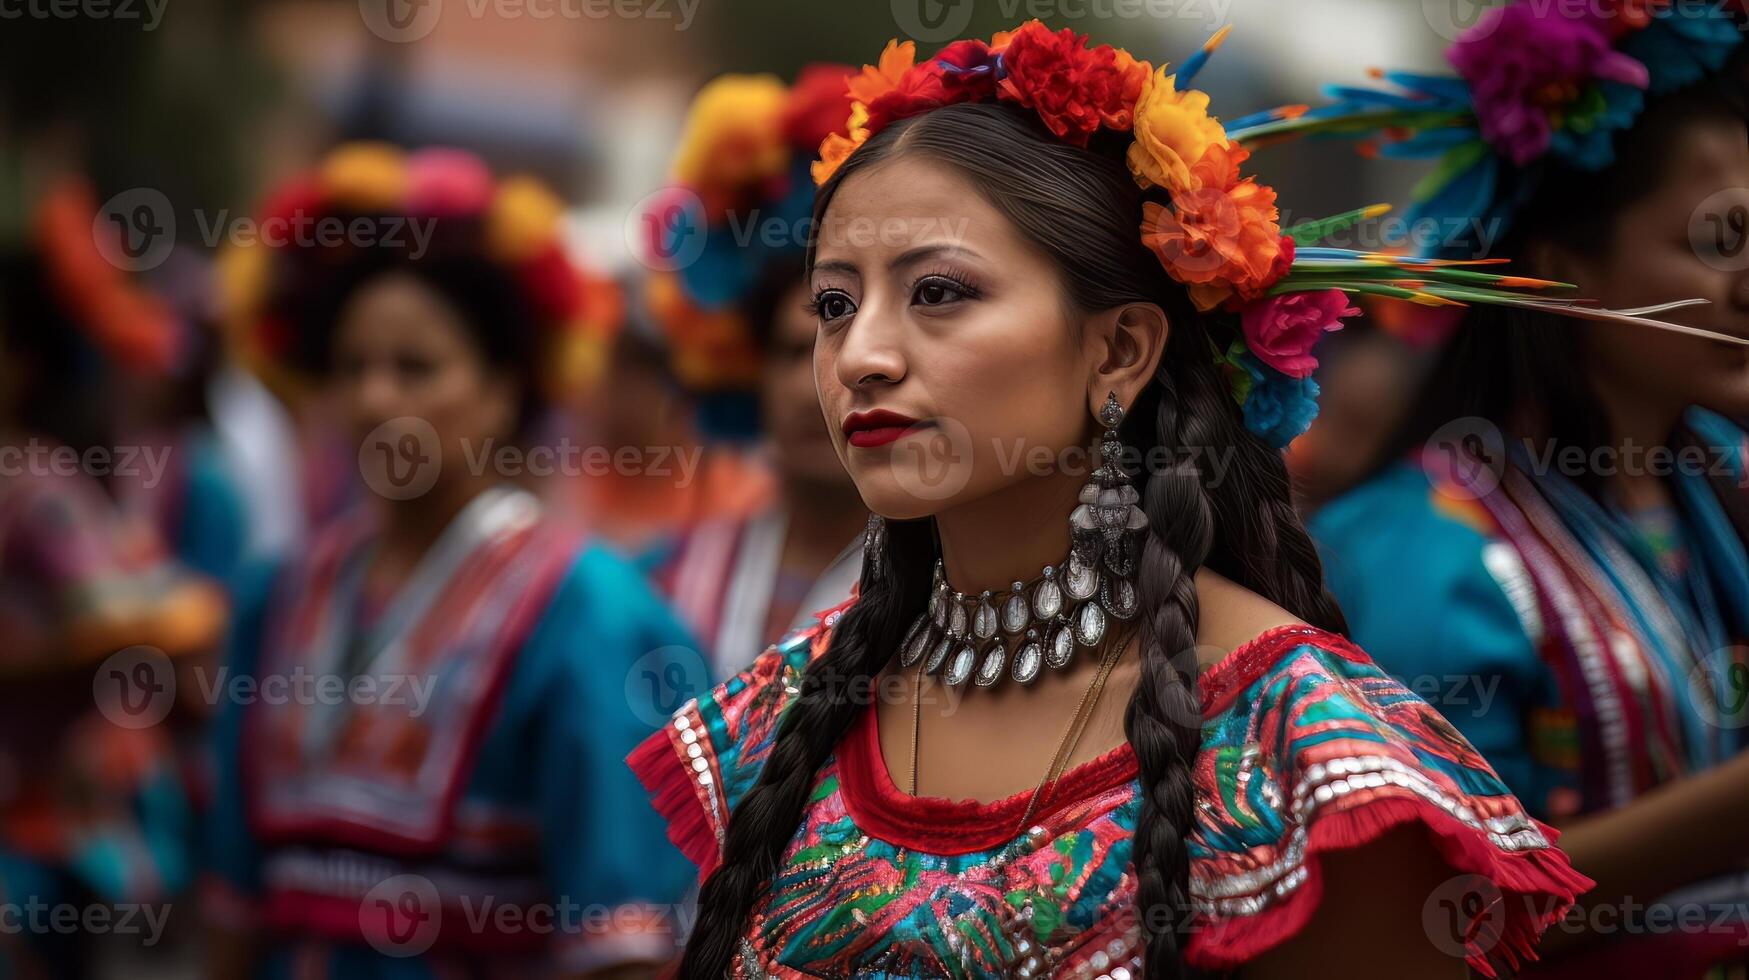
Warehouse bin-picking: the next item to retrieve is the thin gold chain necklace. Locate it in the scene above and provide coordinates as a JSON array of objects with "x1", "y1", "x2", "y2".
[{"x1": 907, "y1": 634, "x2": 1129, "y2": 835}]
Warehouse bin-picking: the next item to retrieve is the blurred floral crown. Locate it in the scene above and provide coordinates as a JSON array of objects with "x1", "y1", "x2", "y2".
[
  {"x1": 640, "y1": 67, "x2": 855, "y2": 438},
  {"x1": 1229, "y1": 0, "x2": 1749, "y2": 259},
  {"x1": 810, "y1": 19, "x2": 1737, "y2": 448},
  {"x1": 33, "y1": 178, "x2": 183, "y2": 376},
  {"x1": 220, "y1": 143, "x2": 621, "y2": 401}
]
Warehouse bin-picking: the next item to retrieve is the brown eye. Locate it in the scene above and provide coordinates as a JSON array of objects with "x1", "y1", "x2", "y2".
[
  {"x1": 814, "y1": 290, "x2": 856, "y2": 322},
  {"x1": 912, "y1": 276, "x2": 970, "y2": 307}
]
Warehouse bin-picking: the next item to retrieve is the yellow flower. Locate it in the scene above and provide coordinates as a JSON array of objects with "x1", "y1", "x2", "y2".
[
  {"x1": 318, "y1": 142, "x2": 408, "y2": 210},
  {"x1": 670, "y1": 74, "x2": 789, "y2": 204},
  {"x1": 488, "y1": 176, "x2": 565, "y2": 264},
  {"x1": 1126, "y1": 68, "x2": 1228, "y2": 194}
]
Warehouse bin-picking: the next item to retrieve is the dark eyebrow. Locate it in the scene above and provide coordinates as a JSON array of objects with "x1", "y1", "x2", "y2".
[
  {"x1": 890, "y1": 244, "x2": 982, "y2": 270},
  {"x1": 811, "y1": 244, "x2": 985, "y2": 280},
  {"x1": 812, "y1": 259, "x2": 858, "y2": 278}
]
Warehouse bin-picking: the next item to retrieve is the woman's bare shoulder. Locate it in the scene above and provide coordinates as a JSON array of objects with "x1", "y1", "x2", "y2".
[{"x1": 1190, "y1": 568, "x2": 1307, "y2": 670}]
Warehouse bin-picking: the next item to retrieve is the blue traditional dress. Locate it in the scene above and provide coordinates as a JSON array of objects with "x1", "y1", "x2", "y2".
[
  {"x1": 205, "y1": 485, "x2": 700, "y2": 977},
  {"x1": 1311, "y1": 407, "x2": 1749, "y2": 976},
  {"x1": 629, "y1": 596, "x2": 1591, "y2": 978}
]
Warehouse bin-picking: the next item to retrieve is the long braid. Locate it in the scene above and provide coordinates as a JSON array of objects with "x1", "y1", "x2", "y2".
[
  {"x1": 1121, "y1": 351, "x2": 1214, "y2": 979},
  {"x1": 680, "y1": 100, "x2": 1355, "y2": 977},
  {"x1": 678, "y1": 517, "x2": 933, "y2": 978}
]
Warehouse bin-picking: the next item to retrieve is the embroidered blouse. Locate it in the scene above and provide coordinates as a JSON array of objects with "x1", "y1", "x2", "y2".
[
  {"x1": 629, "y1": 596, "x2": 1592, "y2": 978},
  {"x1": 205, "y1": 488, "x2": 700, "y2": 976}
]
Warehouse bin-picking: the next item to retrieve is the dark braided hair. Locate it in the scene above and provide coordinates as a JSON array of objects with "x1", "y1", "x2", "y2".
[{"x1": 679, "y1": 100, "x2": 1346, "y2": 979}]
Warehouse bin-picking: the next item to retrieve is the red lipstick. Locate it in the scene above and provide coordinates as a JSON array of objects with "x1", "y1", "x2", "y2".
[{"x1": 842, "y1": 409, "x2": 932, "y2": 448}]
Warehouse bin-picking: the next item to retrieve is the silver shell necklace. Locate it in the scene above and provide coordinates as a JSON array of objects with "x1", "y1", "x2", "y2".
[{"x1": 894, "y1": 392, "x2": 1148, "y2": 690}]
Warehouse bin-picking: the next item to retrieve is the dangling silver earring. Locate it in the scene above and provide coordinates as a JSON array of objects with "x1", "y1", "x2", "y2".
[
  {"x1": 896, "y1": 393, "x2": 1146, "y2": 688},
  {"x1": 1069, "y1": 392, "x2": 1146, "y2": 623}
]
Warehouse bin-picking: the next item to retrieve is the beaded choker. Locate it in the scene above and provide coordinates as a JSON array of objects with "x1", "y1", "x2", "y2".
[{"x1": 895, "y1": 394, "x2": 1147, "y2": 690}]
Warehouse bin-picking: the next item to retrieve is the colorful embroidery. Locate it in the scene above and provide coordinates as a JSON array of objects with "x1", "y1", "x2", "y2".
[{"x1": 632, "y1": 605, "x2": 1591, "y2": 977}]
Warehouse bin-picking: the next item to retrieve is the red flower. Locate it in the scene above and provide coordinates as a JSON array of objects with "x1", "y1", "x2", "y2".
[
  {"x1": 517, "y1": 243, "x2": 583, "y2": 321},
  {"x1": 935, "y1": 38, "x2": 1002, "y2": 102},
  {"x1": 780, "y1": 63, "x2": 856, "y2": 151},
  {"x1": 256, "y1": 176, "x2": 326, "y2": 249},
  {"x1": 863, "y1": 61, "x2": 955, "y2": 133},
  {"x1": 996, "y1": 21, "x2": 1151, "y2": 146}
]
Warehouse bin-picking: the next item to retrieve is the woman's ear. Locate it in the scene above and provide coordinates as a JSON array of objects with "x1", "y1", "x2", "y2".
[{"x1": 1083, "y1": 301, "x2": 1169, "y2": 418}]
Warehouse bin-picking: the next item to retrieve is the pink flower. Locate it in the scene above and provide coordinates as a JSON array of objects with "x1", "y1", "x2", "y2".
[
  {"x1": 1446, "y1": 3, "x2": 1649, "y2": 165},
  {"x1": 1240, "y1": 289, "x2": 1357, "y2": 378},
  {"x1": 405, "y1": 148, "x2": 495, "y2": 216}
]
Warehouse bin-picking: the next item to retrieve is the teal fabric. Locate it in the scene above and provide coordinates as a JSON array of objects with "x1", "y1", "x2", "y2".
[
  {"x1": 171, "y1": 432, "x2": 251, "y2": 591},
  {"x1": 206, "y1": 540, "x2": 700, "y2": 977},
  {"x1": 1310, "y1": 461, "x2": 1571, "y2": 817}
]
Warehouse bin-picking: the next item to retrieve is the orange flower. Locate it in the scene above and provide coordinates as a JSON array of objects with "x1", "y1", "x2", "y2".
[
  {"x1": 847, "y1": 39, "x2": 917, "y2": 104},
  {"x1": 812, "y1": 102, "x2": 869, "y2": 185},
  {"x1": 813, "y1": 40, "x2": 920, "y2": 186},
  {"x1": 1141, "y1": 144, "x2": 1287, "y2": 310}
]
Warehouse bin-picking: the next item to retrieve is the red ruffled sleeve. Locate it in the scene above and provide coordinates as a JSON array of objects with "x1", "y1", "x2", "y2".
[
  {"x1": 627, "y1": 594, "x2": 856, "y2": 880},
  {"x1": 1184, "y1": 625, "x2": 1593, "y2": 977}
]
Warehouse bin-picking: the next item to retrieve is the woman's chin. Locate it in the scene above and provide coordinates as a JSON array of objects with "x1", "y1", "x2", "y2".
[{"x1": 852, "y1": 480, "x2": 949, "y2": 523}]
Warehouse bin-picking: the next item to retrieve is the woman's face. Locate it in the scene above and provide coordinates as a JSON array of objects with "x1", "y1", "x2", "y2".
[
  {"x1": 1561, "y1": 114, "x2": 1749, "y2": 420},
  {"x1": 761, "y1": 279, "x2": 851, "y2": 486},
  {"x1": 331, "y1": 272, "x2": 518, "y2": 498},
  {"x1": 810, "y1": 156, "x2": 1098, "y2": 520}
]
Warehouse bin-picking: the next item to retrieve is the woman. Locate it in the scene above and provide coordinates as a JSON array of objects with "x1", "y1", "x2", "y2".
[
  {"x1": 636, "y1": 69, "x2": 872, "y2": 675},
  {"x1": 0, "y1": 176, "x2": 229, "y2": 978},
  {"x1": 205, "y1": 144, "x2": 697, "y2": 978},
  {"x1": 629, "y1": 24, "x2": 1611, "y2": 978},
  {"x1": 1286, "y1": 3, "x2": 1749, "y2": 974}
]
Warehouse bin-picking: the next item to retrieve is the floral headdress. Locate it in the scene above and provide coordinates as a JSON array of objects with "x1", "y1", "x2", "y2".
[
  {"x1": 810, "y1": 21, "x2": 1670, "y2": 448},
  {"x1": 220, "y1": 143, "x2": 622, "y2": 401},
  {"x1": 641, "y1": 66, "x2": 855, "y2": 438},
  {"x1": 1226, "y1": 0, "x2": 1748, "y2": 259}
]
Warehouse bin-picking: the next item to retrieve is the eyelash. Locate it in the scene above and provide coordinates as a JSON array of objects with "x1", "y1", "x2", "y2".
[
  {"x1": 913, "y1": 270, "x2": 980, "y2": 305},
  {"x1": 805, "y1": 269, "x2": 982, "y2": 324}
]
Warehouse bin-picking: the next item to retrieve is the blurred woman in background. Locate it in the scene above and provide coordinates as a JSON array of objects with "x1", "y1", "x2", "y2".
[
  {"x1": 630, "y1": 69, "x2": 869, "y2": 676},
  {"x1": 1286, "y1": 3, "x2": 1749, "y2": 974},
  {"x1": 204, "y1": 144, "x2": 697, "y2": 979},
  {"x1": 0, "y1": 176, "x2": 229, "y2": 978}
]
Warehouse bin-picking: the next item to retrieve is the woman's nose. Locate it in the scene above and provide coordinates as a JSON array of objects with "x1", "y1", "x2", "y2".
[{"x1": 834, "y1": 300, "x2": 907, "y2": 391}]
